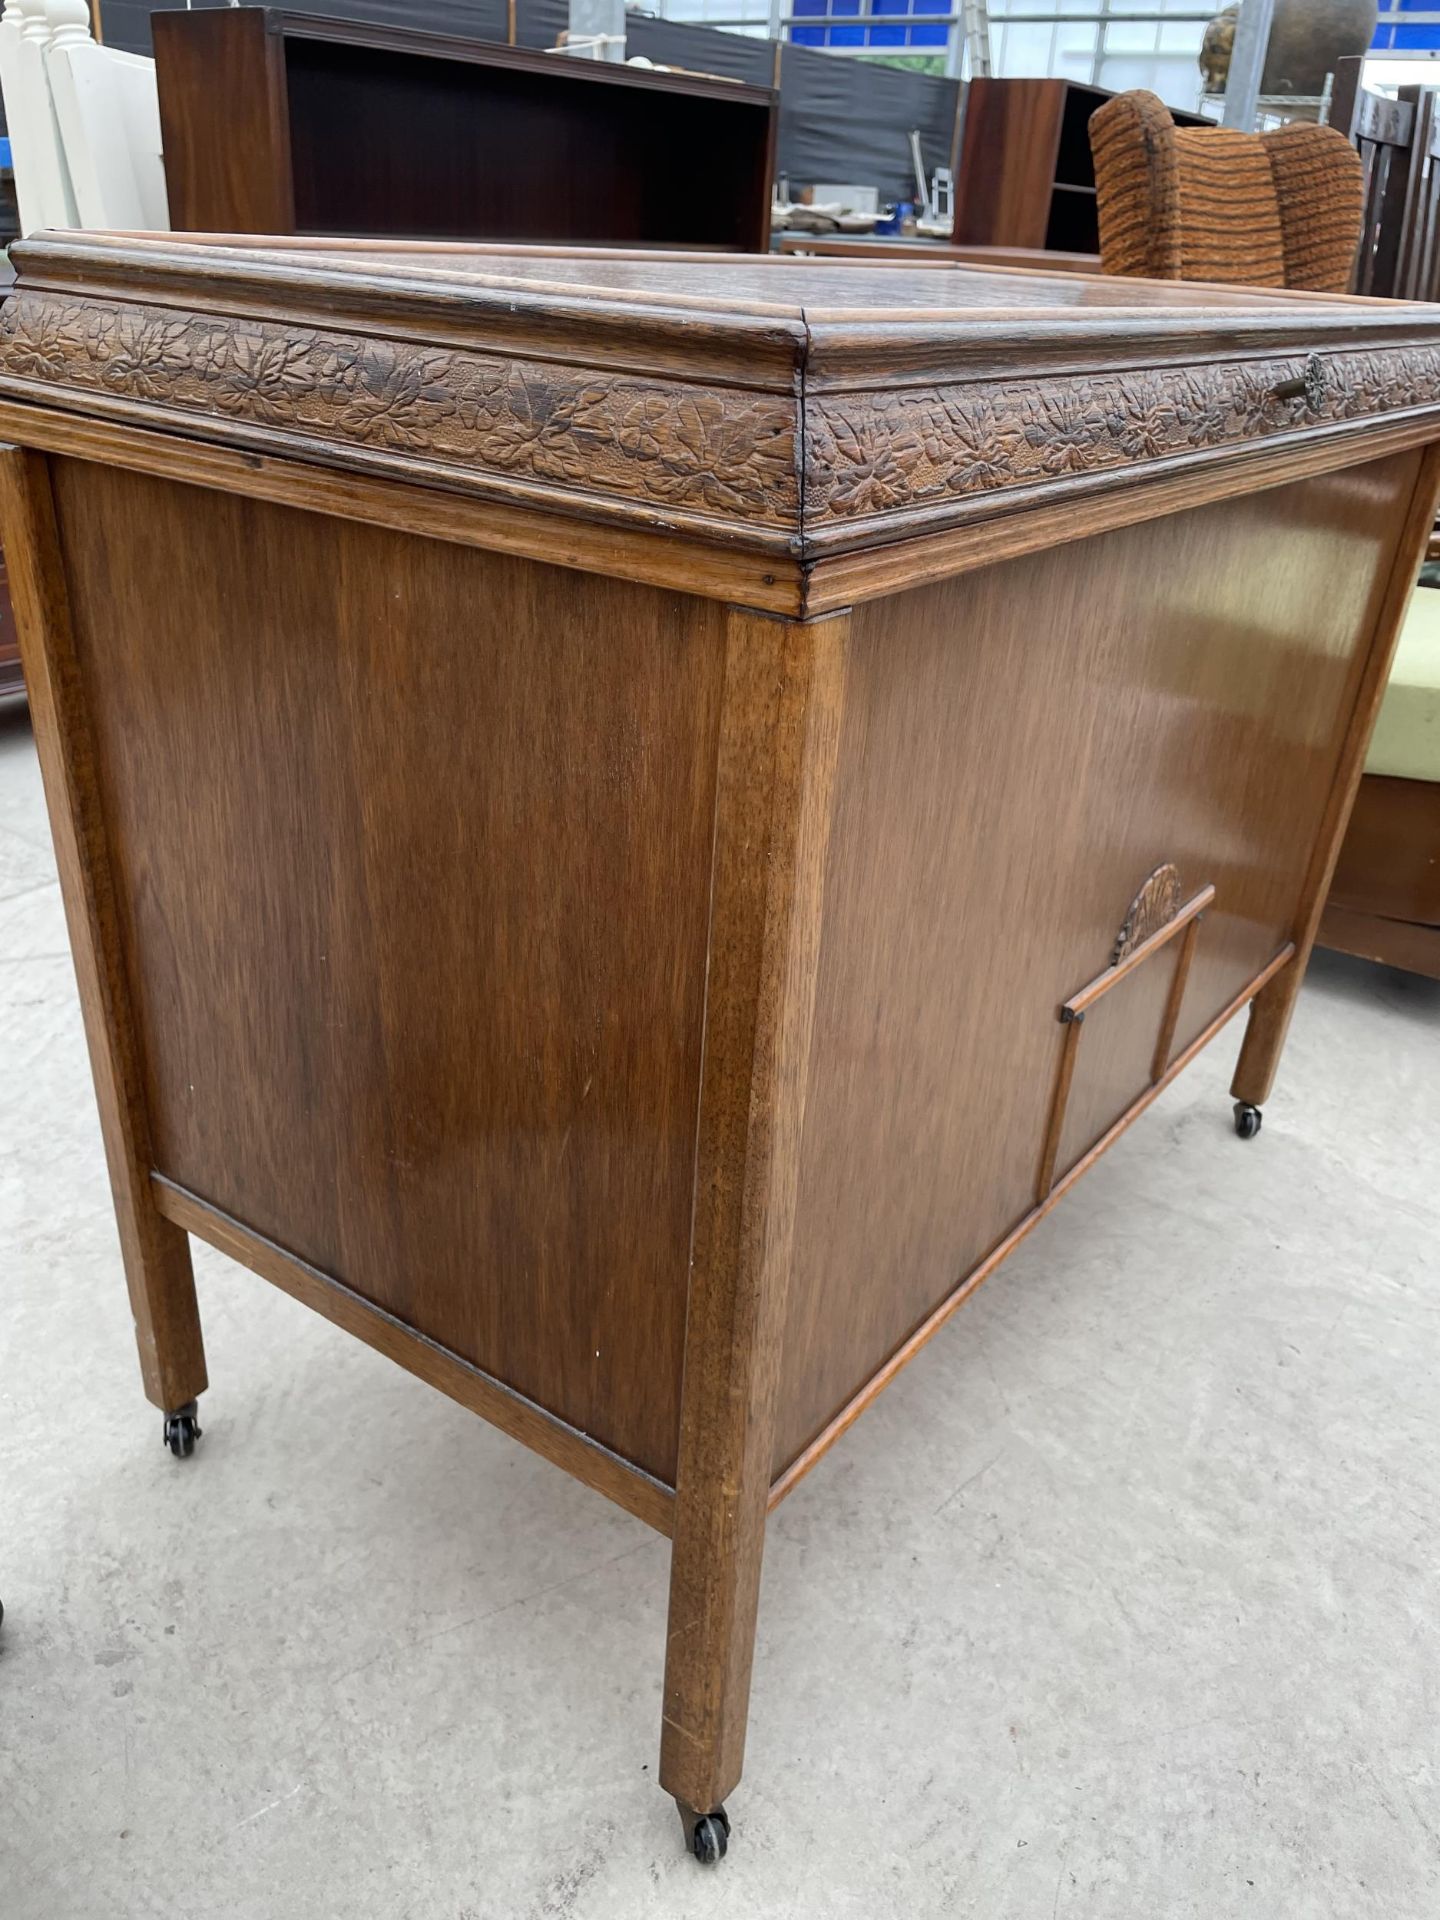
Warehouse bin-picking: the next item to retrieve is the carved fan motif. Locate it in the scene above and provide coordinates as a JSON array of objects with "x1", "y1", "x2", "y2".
[{"x1": 1112, "y1": 864, "x2": 1184, "y2": 964}]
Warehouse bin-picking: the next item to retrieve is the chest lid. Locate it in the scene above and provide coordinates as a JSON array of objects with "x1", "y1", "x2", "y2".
[{"x1": 5, "y1": 232, "x2": 1440, "y2": 565}]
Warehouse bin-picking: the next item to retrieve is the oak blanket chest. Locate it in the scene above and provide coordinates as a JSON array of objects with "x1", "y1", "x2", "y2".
[{"x1": 3, "y1": 234, "x2": 1438, "y2": 1860}]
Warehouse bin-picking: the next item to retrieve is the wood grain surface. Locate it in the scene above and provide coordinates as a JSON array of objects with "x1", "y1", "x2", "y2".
[
  {"x1": 661, "y1": 609, "x2": 848, "y2": 1816},
  {"x1": 154, "y1": 9, "x2": 296, "y2": 234},
  {"x1": 776, "y1": 236, "x2": 1102, "y2": 273},
  {"x1": 1233, "y1": 441, "x2": 1440, "y2": 1104},
  {"x1": 0, "y1": 449, "x2": 207, "y2": 1413},
  {"x1": 154, "y1": 8, "x2": 776, "y2": 250},
  {"x1": 154, "y1": 1178, "x2": 676, "y2": 1532},
  {"x1": 9, "y1": 233, "x2": 1440, "y2": 579},
  {"x1": 772, "y1": 452, "x2": 1420, "y2": 1478},
  {"x1": 48, "y1": 457, "x2": 725, "y2": 1483},
  {"x1": 1324, "y1": 772, "x2": 1440, "y2": 926},
  {"x1": 955, "y1": 78, "x2": 1068, "y2": 249},
  {"x1": 0, "y1": 545, "x2": 22, "y2": 699},
  {"x1": 768, "y1": 942, "x2": 1295, "y2": 1512},
  {"x1": 1317, "y1": 901, "x2": 1440, "y2": 977}
]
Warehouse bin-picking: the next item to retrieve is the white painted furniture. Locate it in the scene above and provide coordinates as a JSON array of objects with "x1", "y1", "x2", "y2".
[
  {"x1": 7, "y1": 0, "x2": 78, "y2": 231},
  {"x1": 0, "y1": 0, "x2": 169, "y2": 234},
  {"x1": 46, "y1": 7, "x2": 169, "y2": 227}
]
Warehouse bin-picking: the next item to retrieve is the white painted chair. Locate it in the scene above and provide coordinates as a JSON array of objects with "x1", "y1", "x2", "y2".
[
  {"x1": 0, "y1": 5, "x2": 27, "y2": 227},
  {"x1": 1, "y1": 0, "x2": 78, "y2": 233},
  {"x1": 46, "y1": 5, "x2": 169, "y2": 228},
  {"x1": 0, "y1": 0, "x2": 170, "y2": 234}
]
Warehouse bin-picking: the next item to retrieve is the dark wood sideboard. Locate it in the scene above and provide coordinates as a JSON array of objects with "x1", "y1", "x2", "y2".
[
  {"x1": 153, "y1": 8, "x2": 777, "y2": 250},
  {"x1": 2, "y1": 235, "x2": 1438, "y2": 1862},
  {"x1": 955, "y1": 76, "x2": 1212, "y2": 256}
]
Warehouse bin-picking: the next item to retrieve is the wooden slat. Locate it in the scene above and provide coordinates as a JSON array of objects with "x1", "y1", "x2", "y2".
[
  {"x1": 1356, "y1": 86, "x2": 1415, "y2": 151},
  {"x1": 1063, "y1": 884, "x2": 1214, "y2": 1019},
  {"x1": 769, "y1": 942, "x2": 1296, "y2": 1512},
  {"x1": 152, "y1": 1178, "x2": 677, "y2": 1536},
  {"x1": 0, "y1": 401, "x2": 804, "y2": 616},
  {"x1": 1034, "y1": 1015, "x2": 1083, "y2": 1205},
  {"x1": 1152, "y1": 916, "x2": 1202, "y2": 1082},
  {"x1": 1316, "y1": 902, "x2": 1440, "y2": 980}
]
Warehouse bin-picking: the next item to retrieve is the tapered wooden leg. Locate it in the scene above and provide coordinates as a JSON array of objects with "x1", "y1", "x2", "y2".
[
  {"x1": 660, "y1": 608, "x2": 847, "y2": 1846},
  {"x1": 661, "y1": 1338, "x2": 777, "y2": 1827},
  {"x1": 1233, "y1": 442, "x2": 1440, "y2": 1109},
  {"x1": 0, "y1": 446, "x2": 206, "y2": 1412}
]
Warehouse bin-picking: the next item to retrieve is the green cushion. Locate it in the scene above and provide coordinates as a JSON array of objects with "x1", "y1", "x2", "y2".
[{"x1": 1367, "y1": 586, "x2": 1440, "y2": 782}]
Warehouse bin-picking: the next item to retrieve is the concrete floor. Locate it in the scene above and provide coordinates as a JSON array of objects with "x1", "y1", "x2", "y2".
[{"x1": 1, "y1": 698, "x2": 1438, "y2": 1920}]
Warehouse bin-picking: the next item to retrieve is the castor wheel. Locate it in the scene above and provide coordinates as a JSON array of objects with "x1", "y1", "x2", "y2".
[
  {"x1": 676, "y1": 1800, "x2": 730, "y2": 1864},
  {"x1": 1233, "y1": 1101, "x2": 1263, "y2": 1141},
  {"x1": 691, "y1": 1813, "x2": 728, "y2": 1865},
  {"x1": 162, "y1": 1402, "x2": 202, "y2": 1459}
]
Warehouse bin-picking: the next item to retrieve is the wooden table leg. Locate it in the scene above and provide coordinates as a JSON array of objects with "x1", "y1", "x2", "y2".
[
  {"x1": 660, "y1": 608, "x2": 847, "y2": 1856},
  {"x1": 1233, "y1": 441, "x2": 1440, "y2": 1111},
  {"x1": 0, "y1": 446, "x2": 207, "y2": 1423}
]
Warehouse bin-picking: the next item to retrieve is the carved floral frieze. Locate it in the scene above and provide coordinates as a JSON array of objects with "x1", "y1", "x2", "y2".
[
  {"x1": 3, "y1": 291, "x2": 1439, "y2": 535},
  {"x1": 0, "y1": 295, "x2": 801, "y2": 526},
  {"x1": 804, "y1": 348, "x2": 1440, "y2": 521}
]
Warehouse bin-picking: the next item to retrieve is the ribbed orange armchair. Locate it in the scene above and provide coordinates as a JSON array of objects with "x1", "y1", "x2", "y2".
[{"x1": 1089, "y1": 90, "x2": 1364, "y2": 292}]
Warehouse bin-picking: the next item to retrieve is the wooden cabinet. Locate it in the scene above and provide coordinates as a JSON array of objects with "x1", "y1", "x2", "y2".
[
  {"x1": 955, "y1": 76, "x2": 1211, "y2": 254},
  {"x1": 1321, "y1": 774, "x2": 1440, "y2": 977},
  {"x1": 153, "y1": 8, "x2": 777, "y2": 251},
  {"x1": 2, "y1": 233, "x2": 1438, "y2": 1859}
]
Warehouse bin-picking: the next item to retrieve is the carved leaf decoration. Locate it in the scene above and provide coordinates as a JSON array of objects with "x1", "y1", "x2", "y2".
[
  {"x1": 209, "y1": 331, "x2": 318, "y2": 424},
  {"x1": 646, "y1": 392, "x2": 797, "y2": 514},
  {"x1": 806, "y1": 348, "x2": 1440, "y2": 520},
  {"x1": 916, "y1": 391, "x2": 1020, "y2": 492},
  {"x1": 1113, "y1": 864, "x2": 1184, "y2": 964},
  {"x1": 329, "y1": 344, "x2": 458, "y2": 451},
  {"x1": 3, "y1": 291, "x2": 1440, "y2": 533},
  {"x1": 0, "y1": 296, "x2": 801, "y2": 525},
  {"x1": 808, "y1": 405, "x2": 925, "y2": 515}
]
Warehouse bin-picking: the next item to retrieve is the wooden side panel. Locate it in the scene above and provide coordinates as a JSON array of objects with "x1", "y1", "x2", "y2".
[
  {"x1": 954, "y1": 78, "x2": 1067, "y2": 249},
  {"x1": 1316, "y1": 771, "x2": 1440, "y2": 979},
  {"x1": 773, "y1": 451, "x2": 1421, "y2": 1476},
  {"x1": 49, "y1": 460, "x2": 725, "y2": 1485},
  {"x1": 153, "y1": 10, "x2": 296, "y2": 233},
  {"x1": 1231, "y1": 443, "x2": 1440, "y2": 1103},
  {"x1": 1326, "y1": 772, "x2": 1440, "y2": 926}
]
